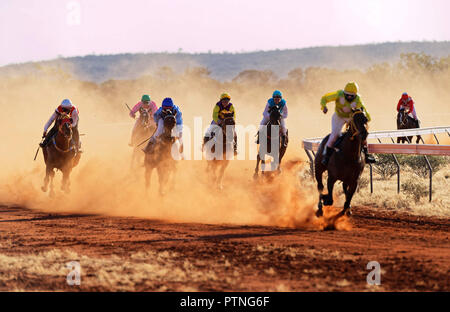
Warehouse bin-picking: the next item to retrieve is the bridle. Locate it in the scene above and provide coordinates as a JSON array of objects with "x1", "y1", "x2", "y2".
[
  {"x1": 347, "y1": 110, "x2": 367, "y2": 141},
  {"x1": 53, "y1": 117, "x2": 74, "y2": 153}
]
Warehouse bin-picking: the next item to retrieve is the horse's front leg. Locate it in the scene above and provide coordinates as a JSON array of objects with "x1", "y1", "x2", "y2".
[
  {"x1": 42, "y1": 165, "x2": 51, "y2": 193},
  {"x1": 144, "y1": 158, "x2": 154, "y2": 193},
  {"x1": 49, "y1": 169, "x2": 56, "y2": 197},
  {"x1": 217, "y1": 160, "x2": 228, "y2": 189},
  {"x1": 324, "y1": 175, "x2": 337, "y2": 206},
  {"x1": 343, "y1": 181, "x2": 358, "y2": 216},
  {"x1": 157, "y1": 166, "x2": 168, "y2": 196},
  {"x1": 315, "y1": 164, "x2": 325, "y2": 217},
  {"x1": 61, "y1": 167, "x2": 72, "y2": 194},
  {"x1": 253, "y1": 153, "x2": 261, "y2": 179}
]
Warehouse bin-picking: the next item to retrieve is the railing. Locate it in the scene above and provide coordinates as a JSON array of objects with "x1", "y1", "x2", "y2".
[{"x1": 302, "y1": 126, "x2": 450, "y2": 202}]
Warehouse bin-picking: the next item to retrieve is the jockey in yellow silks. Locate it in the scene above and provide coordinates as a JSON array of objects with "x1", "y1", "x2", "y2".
[{"x1": 320, "y1": 82, "x2": 375, "y2": 166}]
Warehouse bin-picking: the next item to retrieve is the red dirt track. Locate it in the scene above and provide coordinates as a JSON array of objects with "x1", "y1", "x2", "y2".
[{"x1": 0, "y1": 204, "x2": 449, "y2": 291}]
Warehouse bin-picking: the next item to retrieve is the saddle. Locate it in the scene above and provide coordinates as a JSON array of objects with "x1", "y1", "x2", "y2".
[{"x1": 332, "y1": 132, "x2": 347, "y2": 151}]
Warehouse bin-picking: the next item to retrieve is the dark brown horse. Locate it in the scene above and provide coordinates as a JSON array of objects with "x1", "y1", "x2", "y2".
[
  {"x1": 314, "y1": 110, "x2": 368, "y2": 217},
  {"x1": 130, "y1": 108, "x2": 156, "y2": 169},
  {"x1": 41, "y1": 114, "x2": 80, "y2": 196},
  {"x1": 144, "y1": 113, "x2": 178, "y2": 195},
  {"x1": 205, "y1": 115, "x2": 236, "y2": 189},
  {"x1": 254, "y1": 106, "x2": 288, "y2": 178},
  {"x1": 397, "y1": 107, "x2": 421, "y2": 143}
]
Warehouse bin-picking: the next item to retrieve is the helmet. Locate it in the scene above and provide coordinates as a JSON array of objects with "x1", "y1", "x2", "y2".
[
  {"x1": 220, "y1": 93, "x2": 231, "y2": 100},
  {"x1": 162, "y1": 97, "x2": 174, "y2": 108},
  {"x1": 344, "y1": 82, "x2": 359, "y2": 95},
  {"x1": 141, "y1": 94, "x2": 151, "y2": 102},
  {"x1": 60, "y1": 99, "x2": 72, "y2": 108},
  {"x1": 401, "y1": 92, "x2": 409, "y2": 101},
  {"x1": 272, "y1": 90, "x2": 282, "y2": 98}
]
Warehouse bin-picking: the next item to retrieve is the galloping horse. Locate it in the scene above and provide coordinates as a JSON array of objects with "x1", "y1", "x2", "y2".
[
  {"x1": 397, "y1": 107, "x2": 421, "y2": 144},
  {"x1": 131, "y1": 108, "x2": 156, "y2": 169},
  {"x1": 41, "y1": 113, "x2": 80, "y2": 196},
  {"x1": 254, "y1": 106, "x2": 288, "y2": 178},
  {"x1": 144, "y1": 112, "x2": 178, "y2": 195},
  {"x1": 204, "y1": 114, "x2": 236, "y2": 189},
  {"x1": 314, "y1": 110, "x2": 368, "y2": 217}
]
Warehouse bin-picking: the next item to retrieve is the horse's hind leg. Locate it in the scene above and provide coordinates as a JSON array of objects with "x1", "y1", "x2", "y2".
[{"x1": 416, "y1": 135, "x2": 422, "y2": 144}]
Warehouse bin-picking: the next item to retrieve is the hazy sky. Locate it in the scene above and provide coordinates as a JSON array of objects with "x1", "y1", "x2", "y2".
[{"x1": 1, "y1": 0, "x2": 449, "y2": 66}]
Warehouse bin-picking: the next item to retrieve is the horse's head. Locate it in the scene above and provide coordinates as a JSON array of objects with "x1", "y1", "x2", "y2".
[
  {"x1": 268, "y1": 106, "x2": 281, "y2": 125},
  {"x1": 162, "y1": 109, "x2": 176, "y2": 136},
  {"x1": 58, "y1": 114, "x2": 73, "y2": 140},
  {"x1": 220, "y1": 113, "x2": 236, "y2": 128},
  {"x1": 219, "y1": 114, "x2": 236, "y2": 143},
  {"x1": 139, "y1": 108, "x2": 150, "y2": 126},
  {"x1": 349, "y1": 109, "x2": 368, "y2": 141},
  {"x1": 398, "y1": 107, "x2": 408, "y2": 126}
]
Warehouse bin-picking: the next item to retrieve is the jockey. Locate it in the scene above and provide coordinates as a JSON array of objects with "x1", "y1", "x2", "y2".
[
  {"x1": 128, "y1": 94, "x2": 158, "y2": 146},
  {"x1": 203, "y1": 92, "x2": 237, "y2": 154},
  {"x1": 144, "y1": 97, "x2": 183, "y2": 154},
  {"x1": 397, "y1": 92, "x2": 419, "y2": 127},
  {"x1": 320, "y1": 82, "x2": 375, "y2": 166},
  {"x1": 40, "y1": 99, "x2": 81, "y2": 152},
  {"x1": 258, "y1": 90, "x2": 288, "y2": 142}
]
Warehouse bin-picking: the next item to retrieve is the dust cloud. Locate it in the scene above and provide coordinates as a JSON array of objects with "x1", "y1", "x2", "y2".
[{"x1": 0, "y1": 53, "x2": 448, "y2": 228}]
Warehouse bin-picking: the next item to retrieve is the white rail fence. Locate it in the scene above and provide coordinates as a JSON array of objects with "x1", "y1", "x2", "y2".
[{"x1": 302, "y1": 126, "x2": 450, "y2": 202}]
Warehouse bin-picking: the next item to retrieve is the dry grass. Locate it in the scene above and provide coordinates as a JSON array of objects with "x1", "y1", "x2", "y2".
[
  {"x1": 0, "y1": 249, "x2": 233, "y2": 291},
  {"x1": 298, "y1": 164, "x2": 450, "y2": 218}
]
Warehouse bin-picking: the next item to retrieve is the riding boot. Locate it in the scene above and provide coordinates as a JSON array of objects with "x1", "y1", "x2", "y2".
[
  {"x1": 202, "y1": 136, "x2": 210, "y2": 150},
  {"x1": 362, "y1": 146, "x2": 376, "y2": 163},
  {"x1": 40, "y1": 126, "x2": 57, "y2": 148},
  {"x1": 144, "y1": 137, "x2": 155, "y2": 154},
  {"x1": 73, "y1": 126, "x2": 82, "y2": 153},
  {"x1": 321, "y1": 146, "x2": 334, "y2": 166}
]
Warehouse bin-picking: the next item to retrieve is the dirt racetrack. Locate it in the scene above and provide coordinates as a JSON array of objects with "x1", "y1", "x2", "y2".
[{"x1": 0, "y1": 204, "x2": 448, "y2": 291}]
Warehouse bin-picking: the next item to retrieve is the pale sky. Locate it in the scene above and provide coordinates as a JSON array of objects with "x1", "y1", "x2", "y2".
[{"x1": 0, "y1": 0, "x2": 449, "y2": 66}]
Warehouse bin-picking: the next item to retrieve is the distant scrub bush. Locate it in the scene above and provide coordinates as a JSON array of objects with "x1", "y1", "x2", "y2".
[
  {"x1": 373, "y1": 154, "x2": 398, "y2": 180},
  {"x1": 400, "y1": 156, "x2": 449, "y2": 178},
  {"x1": 401, "y1": 179, "x2": 430, "y2": 201}
]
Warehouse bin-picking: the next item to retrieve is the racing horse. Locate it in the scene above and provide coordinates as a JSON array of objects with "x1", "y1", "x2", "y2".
[
  {"x1": 314, "y1": 110, "x2": 368, "y2": 217},
  {"x1": 41, "y1": 113, "x2": 80, "y2": 196},
  {"x1": 144, "y1": 111, "x2": 178, "y2": 195},
  {"x1": 130, "y1": 108, "x2": 156, "y2": 169},
  {"x1": 397, "y1": 107, "x2": 421, "y2": 144},
  {"x1": 204, "y1": 113, "x2": 236, "y2": 189},
  {"x1": 254, "y1": 106, "x2": 288, "y2": 178}
]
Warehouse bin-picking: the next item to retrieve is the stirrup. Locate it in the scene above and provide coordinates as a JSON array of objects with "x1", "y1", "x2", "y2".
[{"x1": 365, "y1": 154, "x2": 376, "y2": 164}]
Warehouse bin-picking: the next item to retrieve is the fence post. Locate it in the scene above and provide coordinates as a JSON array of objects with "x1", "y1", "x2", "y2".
[
  {"x1": 423, "y1": 156, "x2": 432, "y2": 202},
  {"x1": 304, "y1": 149, "x2": 314, "y2": 178}
]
